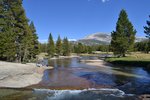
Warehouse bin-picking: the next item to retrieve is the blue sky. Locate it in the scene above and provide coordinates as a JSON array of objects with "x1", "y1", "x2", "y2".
[{"x1": 23, "y1": 0, "x2": 150, "y2": 42}]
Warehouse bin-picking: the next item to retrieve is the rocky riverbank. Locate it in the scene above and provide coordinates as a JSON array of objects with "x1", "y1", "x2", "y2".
[{"x1": 0, "y1": 61, "x2": 53, "y2": 88}]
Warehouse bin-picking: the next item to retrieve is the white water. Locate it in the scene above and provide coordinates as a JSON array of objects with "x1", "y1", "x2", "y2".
[{"x1": 34, "y1": 88, "x2": 135, "y2": 100}]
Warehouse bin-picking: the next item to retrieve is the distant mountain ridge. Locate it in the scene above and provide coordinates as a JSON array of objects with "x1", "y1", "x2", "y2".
[{"x1": 77, "y1": 32, "x2": 146, "y2": 45}]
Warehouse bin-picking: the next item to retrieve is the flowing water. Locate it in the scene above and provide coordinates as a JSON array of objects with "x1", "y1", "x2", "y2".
[{"x1": 0, "y1": 56, "x2": 150, "y2": 100}]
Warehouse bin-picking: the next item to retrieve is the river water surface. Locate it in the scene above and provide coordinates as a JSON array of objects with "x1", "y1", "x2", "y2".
[{"x1": 0, "y1": 56, "x2": 150, "y2": 100}]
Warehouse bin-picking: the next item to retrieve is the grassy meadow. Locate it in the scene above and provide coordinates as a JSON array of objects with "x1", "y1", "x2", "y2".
[{"x1": 105, "y1": 52, "x2": 150, "y2": 67}]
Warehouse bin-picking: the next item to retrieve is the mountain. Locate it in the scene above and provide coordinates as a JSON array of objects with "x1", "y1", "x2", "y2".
[
  {"x1": 135, "y1": 37, "x2": 147, "y2": 42},
  {"x1": 77, "y1": 32, "x2": 146, "y2": 45},
  {"x1": 78, "y1": 33, "x2": 110, "y2": 45}
]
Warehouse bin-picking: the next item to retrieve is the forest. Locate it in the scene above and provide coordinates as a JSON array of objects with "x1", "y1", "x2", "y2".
[{"x1": 0, "y1": 0, "x2": 150, "y2": 63}]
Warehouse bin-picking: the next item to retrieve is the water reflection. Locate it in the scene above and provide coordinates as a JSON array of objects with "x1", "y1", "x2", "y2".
[
  {"x1": 37, "y1": 56, "x2": 150, "y2": 94},
  {"x1": 49, "y1": 59, "x2": 66, "y2": 68},
  {"x1": 113, "y1": 67, "x2": 150, "y2": 94},
  {"x1": 0, "y1": 56, "x2": 150, "y2": 99}
]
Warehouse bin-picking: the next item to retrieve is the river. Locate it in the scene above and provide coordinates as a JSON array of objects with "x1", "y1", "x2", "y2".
[{"x1": 0, "y1": 56, "x2": 150, "y2": 100}]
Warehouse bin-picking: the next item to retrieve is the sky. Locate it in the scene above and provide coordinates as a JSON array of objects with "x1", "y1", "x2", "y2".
[{"x1": 23, "y1": 0, "x2": 150, "y2": 42}]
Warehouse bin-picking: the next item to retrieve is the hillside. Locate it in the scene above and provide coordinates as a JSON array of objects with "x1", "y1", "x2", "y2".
[{"x1": 77, "y1": 32, "x2": 146, "y2": 45}]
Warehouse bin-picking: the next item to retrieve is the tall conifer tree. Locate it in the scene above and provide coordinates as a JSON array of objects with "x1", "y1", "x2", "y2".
[
  {"x1": 29, "y1": 21, "x2": 39, "y2": 59},
  {"x1": 0, "y1": 0, "x2": 18, "y2": 61},
  {"x1": 0, "y1": 0, "x2": 38, "y2": 62},
  {"x1": 47, "y1": 33, "x2": 55, "y2": 57},
  {"x1": 111, "y1": 9, "x2": 136, "y2": 57},
  {"x1": 56, "y1": 35, "x2": 62, "y2": 56},
  {"x1": 62, "y1": 37, "x2": 70, "y2": 56},
  {"x1": 144, "y1": 15, "x2": 150, "y2": 53}
]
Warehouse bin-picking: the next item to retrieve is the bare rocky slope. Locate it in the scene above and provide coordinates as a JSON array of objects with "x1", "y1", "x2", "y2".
[
  {"x1": 0, "y1": 61, "x2": 49, "y2": 88},
  {"x1": 77, "y1": 32, "x2": 146, "y2": 45}
]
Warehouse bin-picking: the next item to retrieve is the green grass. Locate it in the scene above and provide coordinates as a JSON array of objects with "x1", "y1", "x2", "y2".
[{"x1": 105, "y1": 53, "x2": 150, "y2": 67}]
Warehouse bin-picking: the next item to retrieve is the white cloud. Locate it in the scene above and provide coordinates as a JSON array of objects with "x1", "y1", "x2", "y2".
[
  {"x1": 102, "y1": 0, "x2": 109, "y2": 3},
  {"x1": 88, "y1": 0, "x2": 110, "y2": 3}
]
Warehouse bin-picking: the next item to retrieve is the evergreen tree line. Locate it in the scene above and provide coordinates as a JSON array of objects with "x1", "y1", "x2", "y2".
[
  {"x1": 111, "y1": 9, "x2": 150, "y2": 57},
  {"x1": 44, "y1": 10, "x2": 150, "y2": 57},
  {"x1": 39, "y1": 33, "x2": 111, "y2": 56},
  {"x1": 46, "y1": 33, "x2": 71, "y2": 57},
  {"x1": 1, "y1": 2, "x2": 149, "y2": 63},
  {"x1": 0, "y1": 0, "x2": 39, "y2": 62},
  {"x1": 73, "y1": 44, "x2": 110, "y2": 53},
  {"x1": 40, "y1": 33, "x2": 98, "y2": 57},
  {"x1": 73, "y1": 43, "x2": 93, "y2": 54},
  {"x1": 134, "y1": 40, "x2": 150, "y2": 53}
]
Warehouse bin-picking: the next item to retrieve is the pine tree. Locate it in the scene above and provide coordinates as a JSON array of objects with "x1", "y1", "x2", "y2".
[
  {"x1": 47, "y1": 33, "x2": 55, "y2": 57},
  {"x1": 13, "y1": 0, "x2": 35, "y2": 62},
  {"x1": 87, "y1": 46, "x2": 92, "y2": 54},
  {"x1": 0, "y1": 0, "x2": 17, "y2": 61},
  {"x1": 21, "y1": 26, "x2": 33, "y2": 63},
  {"x1": 0, "y1": 0, "x2": 38, "y2": 62},
  {"x1": 144, "y1": 15, "x2": 150, "y2": 39},
  {"x1": 56, "y1": 35, "x2": 62, "y2": 56},
  {"x1": 29, "y1": 21, "x2": 39, "y2": 59},
  {"x1": 111, "y1": 9, "x2": 136, "y2": 57},
  {"x1": 144, "y1": 15, "x2": 150, "y2": 53},
  {"x1": 39, "y1": 43, "x2": 47, "y2": 53},
  {"x1": 62, "y1": 37, "x2": 70, "y2": 56},
  {"x1": 78, "y1": 43, "x2": 84, "y2": 53}
]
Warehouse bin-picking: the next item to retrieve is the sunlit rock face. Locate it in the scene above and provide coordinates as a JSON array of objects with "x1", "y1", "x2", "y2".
[{"x1": 78, "y1": 32, "x2": 111, "y2": 45}]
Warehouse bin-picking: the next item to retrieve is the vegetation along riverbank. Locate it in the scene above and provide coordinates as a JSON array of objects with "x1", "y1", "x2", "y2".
[{"x1": 105, "y1": 52, "x2": 150, "y2": 68}]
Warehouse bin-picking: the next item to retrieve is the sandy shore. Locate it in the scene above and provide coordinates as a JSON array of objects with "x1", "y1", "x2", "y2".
[
  {"x1": 81, "y1": 60, "x2": 112, "y2": 68},
  {"x1": 81, "y1": 59, "x2": 110, "y2": 67},
  {"x1": 0, "y1": 61, "x2": 53, "y2": 88},
  {"x1": 50, "y1": 55, "x2": 80, "y2": 60}
]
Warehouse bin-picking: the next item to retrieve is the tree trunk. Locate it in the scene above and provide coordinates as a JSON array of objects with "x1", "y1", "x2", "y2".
[
  {"x1": 23, "y1": 46, "x2": 28, "y2": 63},
  {"x1": 123, "y1": 53, "x2": 126, "y2": 57}
]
